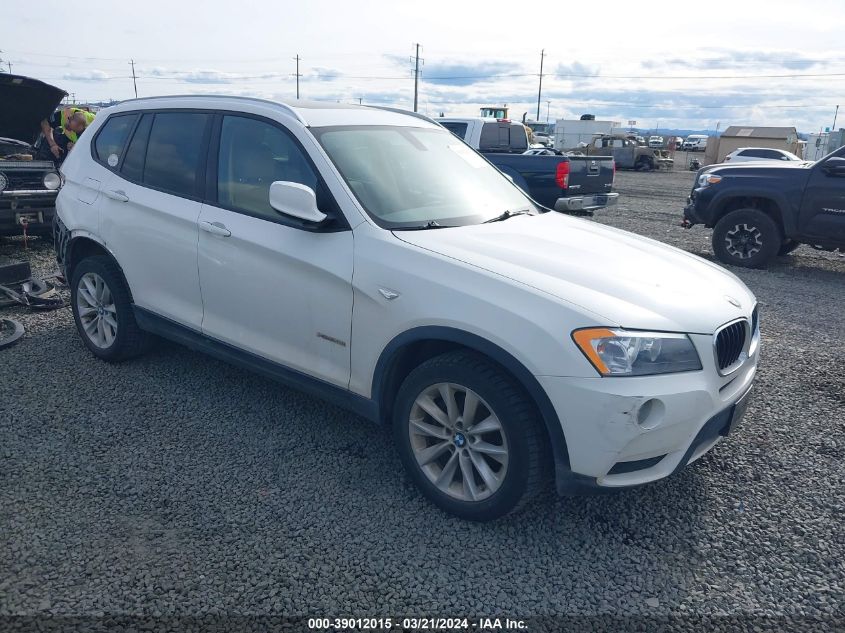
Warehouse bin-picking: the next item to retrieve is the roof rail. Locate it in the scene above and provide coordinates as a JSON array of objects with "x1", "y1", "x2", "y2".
[
  {"x1": 112, "y1": 94, "x2": 308, "y2": 126},
  {"x1": 364, "y1": 105, "x2": 438, "y2": 125}
]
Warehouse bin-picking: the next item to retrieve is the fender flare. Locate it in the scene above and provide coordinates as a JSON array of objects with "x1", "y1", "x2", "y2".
[
  {"x1": 372, "y1": 326, "x2": 570, "y2": 470},
  {"x1": 709, "y1": 188, "x2": 795, "y2": 234}
]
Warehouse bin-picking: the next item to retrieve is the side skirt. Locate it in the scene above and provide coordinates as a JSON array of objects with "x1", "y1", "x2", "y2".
[{"x1": 133, "y1": 306, "x2": 379, "y2": 422}]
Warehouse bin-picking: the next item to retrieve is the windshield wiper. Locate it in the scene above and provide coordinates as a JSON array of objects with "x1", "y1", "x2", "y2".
[
  {"x1": 483, "y1": 209, "x2": 532, "y2": 223},
  {"x1": 393, "y1": 220, "x2": 456, "y2": 231}
]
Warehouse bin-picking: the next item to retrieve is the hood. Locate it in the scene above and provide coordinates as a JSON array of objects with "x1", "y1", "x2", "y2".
[
  {"x1": 0, "y1": 74, "x2": 67, "y2": 145},
  {"x1": 393, "y1": 213, "x2": 755, "y2": 333}
]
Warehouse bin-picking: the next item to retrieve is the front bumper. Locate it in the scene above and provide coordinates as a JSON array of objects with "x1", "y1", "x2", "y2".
[
  {"x1": 540, "y1": 331, "x2": 757, "y2": 493},
  {"x1": 0, "y1": 191, "x2": 58, "y2": 235},
  {"x1": 554, "y1": 192, "x2": 619, "y2": 213}
]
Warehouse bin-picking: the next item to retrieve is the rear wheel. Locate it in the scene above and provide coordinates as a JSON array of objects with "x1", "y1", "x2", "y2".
[
  {"x1": 70, "y1": 256, "x2": 150, "y2": 362},
  {"x1": 712, "y1": 208, "x2": 781, "y2": 268},
  {"x1": 393, "y1": 350, "x2": 548, "y2": 521}
]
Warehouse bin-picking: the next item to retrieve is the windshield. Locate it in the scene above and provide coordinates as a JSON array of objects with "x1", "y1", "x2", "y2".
[{"x1": 312, "y1": 125, "x2": 537, "y2": 228}]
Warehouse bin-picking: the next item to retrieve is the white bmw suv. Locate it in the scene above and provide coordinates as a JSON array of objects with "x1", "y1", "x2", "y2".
[{"x1": 55, "y1": 96, "x2": 759, "y2": 521}]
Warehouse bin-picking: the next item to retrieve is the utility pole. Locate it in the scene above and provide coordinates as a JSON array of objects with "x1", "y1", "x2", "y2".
[
  {"x1": 412, "y1": 43, "x2": 423, "y2": 113},
  {"x1": 129, "y1": 59, "x2": 138, "y2": 98},
  {"x1": 833, "y1": 104, "x2": 839, "y2": 131},
  {"x1": 293, "y1": 55, "x2": 302, "y2": 99},
  {"x1": 536, "y1": 49, "x2": 545, "y2": 121},
  {"x1": 546, "y1": 100, "x2": 551, "y2": 122}
]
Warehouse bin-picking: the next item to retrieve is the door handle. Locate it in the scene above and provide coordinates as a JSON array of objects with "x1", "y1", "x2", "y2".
[
  {"x1": 199, "y1": 220, "x2": 231, "y2": 237},
  {"x1": 104, "y1": 189, "x2": 129, "y2": 202}
]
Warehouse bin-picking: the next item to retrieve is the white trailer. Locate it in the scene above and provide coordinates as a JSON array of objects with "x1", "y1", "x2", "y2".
[{"x1": 553, "y1": 119, "x2": 622, "y2": 150}]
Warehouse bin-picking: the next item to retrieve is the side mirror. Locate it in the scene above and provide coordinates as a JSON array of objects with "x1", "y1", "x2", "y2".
[
  {"x1": 269, "y1": 181, "x2": 327, "y2": 223},
  {"x1": 821, "y1": 157, "x2": 845, "y2": 177}
]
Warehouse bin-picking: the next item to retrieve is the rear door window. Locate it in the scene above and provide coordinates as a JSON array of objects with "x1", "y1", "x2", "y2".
[
  {"x1": 440, "y1": 122, "x2": 468, "y2": 139},
  {"x1": 142, "y1": 112, "x2": 210, "y2": 198},
  {"x1": 93, "y1": 114, "x2": 138, "y2": 167}
]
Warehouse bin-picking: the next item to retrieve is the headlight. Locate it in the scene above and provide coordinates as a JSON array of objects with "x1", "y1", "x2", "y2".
[
  {"x1": 697, "y1": 173, "x2": 722, "y2": 187},
  {"x1": 43, "y1": 172, "x2": 61, "y2": 190},
  {"x1": 572, "y1": 328, "x2": 702, "y2": 376},
  {"x1": 0, "y1": 172, "x2": 7, "y2": 192}
]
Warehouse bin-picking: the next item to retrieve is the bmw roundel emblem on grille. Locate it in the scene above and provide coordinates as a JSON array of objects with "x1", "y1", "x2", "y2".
[{"x1": 724, "y1": 295, "x2": 741, "y2": 308}]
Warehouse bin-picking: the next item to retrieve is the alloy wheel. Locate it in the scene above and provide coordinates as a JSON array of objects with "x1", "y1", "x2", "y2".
[
  {"x1": 725, "y1": 223, "x2": 763, "y2": 259},
  {"x1": 76, "y1": 272, "x2": 118, "y2": 349},
  {"x1": 408, "y1": 382, "x2": 509, "y2": 502}
]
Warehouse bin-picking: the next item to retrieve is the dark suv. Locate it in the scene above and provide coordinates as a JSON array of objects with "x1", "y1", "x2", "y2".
[
  {"x1": 0, "y1": 74, "x2": 66, "y2": 236},
  {"x1": 683, "y1": 146, "x2": 845, "y2": 268}
]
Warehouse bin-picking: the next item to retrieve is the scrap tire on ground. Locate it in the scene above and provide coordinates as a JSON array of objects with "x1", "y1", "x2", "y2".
[
  {"x1": 712, "y1": 208, "x2": 782, "y2": 269},
  {"x1": 393, "y1": 350, "x2": 550, "y2": 522}
]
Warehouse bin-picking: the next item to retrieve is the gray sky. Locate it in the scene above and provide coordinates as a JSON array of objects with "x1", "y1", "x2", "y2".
[{"x1": 5, "y1": 0, "x2": 845, "y2": 132}]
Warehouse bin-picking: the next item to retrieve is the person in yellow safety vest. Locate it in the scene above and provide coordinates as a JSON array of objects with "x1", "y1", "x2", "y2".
[{"x1": 39, "y1": 107, "x2": 96, "y2": 160}]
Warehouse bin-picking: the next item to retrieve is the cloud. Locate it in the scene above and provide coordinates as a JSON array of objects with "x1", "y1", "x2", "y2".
[
  {"x1": 423, "y1": 61, "x2": 515, "y2": 86},
  {"x1": 62, "y1": 70, "x2": 110, "y2": 81},
  {"x1": 306, "y1": 67, "x2": 343, "y2": 82},
  {"x1": 552, "y1": 61, "x2": 599, "y2": 77},
  {"x1": 642, "y1": 49, "x2": 834, "y2": 71}
]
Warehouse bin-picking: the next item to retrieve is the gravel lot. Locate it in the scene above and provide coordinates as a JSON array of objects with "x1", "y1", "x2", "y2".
[{"x1": 1, "y1": 166, "x2": 843, "y2": 631}]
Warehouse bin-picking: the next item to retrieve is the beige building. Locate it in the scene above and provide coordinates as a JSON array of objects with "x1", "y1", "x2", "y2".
[{"x1": 714, "y1": 126, "x2": 800, "y2": 162}]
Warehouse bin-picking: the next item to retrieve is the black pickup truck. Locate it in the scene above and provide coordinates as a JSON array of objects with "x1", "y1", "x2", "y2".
[
  {"x1": 684, "y1": 146, "x2": 845, "y2": 268},
  {"x1": 438, "y1": 118, "x2": 618, "y2": 213}
]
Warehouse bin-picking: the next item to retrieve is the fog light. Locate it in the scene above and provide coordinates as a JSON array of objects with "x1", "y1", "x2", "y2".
[
  {"x1": 43, "y1": 172, "x2": 61, "y2": 190},
  {"x1": 636, "y1": 398, "x2": 665, "y2": 430}
]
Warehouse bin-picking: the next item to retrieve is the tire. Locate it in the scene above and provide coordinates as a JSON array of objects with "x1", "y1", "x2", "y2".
[
  {"x1": 70, "y1": 255, "x2": 150, "y2": 362},
  {"x1": 778, "y1": 239, "x2": 801, "y2": 256},
  {"x1": 635, "y1": 156, "x2": 655, "y2": 171},
  {"x1": 712, "y1": 208, "x2": 782, "y2": 269},
  {"x1": 393, "y1": 350, "x2": 549, "y2": 521}
]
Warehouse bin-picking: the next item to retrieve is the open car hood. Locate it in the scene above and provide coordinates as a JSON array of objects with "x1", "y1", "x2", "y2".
[{"x1": 0, "y1": 74, "x2": 67, "y2": 145}]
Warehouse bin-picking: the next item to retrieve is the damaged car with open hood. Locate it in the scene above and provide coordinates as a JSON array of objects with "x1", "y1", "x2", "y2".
[{"x1": 0, "y1": 74, "x2": 67, "y2": 236}]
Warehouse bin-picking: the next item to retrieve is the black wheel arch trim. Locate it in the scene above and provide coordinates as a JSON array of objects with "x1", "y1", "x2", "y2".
[
  {"x1": 709, "y1": 188, "x2": 795, "y2": 235},
  {"x1": 372, "y1": 326, "x2": 571, "y2": 473}
]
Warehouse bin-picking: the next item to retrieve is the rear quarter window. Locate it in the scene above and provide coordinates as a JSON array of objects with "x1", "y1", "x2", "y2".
[
  {"x1": 93, "y1": 114, "x2": 138, "y2": 167},
  {"x1": 440, "y1": 122, "x2": 468, "y2": 139}
]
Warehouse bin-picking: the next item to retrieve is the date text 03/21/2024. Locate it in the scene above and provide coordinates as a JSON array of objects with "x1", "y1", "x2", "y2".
[{"x1": 307, "y1": 617, "x2": 528, "y2": 630}]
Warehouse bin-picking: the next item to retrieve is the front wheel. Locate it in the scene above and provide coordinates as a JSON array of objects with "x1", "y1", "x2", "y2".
[
  {"x1": 712, "y1": 208, "x2": 782, "y2": 268},
  {"x1": 70, "y1": 256, "x2": 150, "y2": 362},
  {"x1": 393, "y1": 351, "x2": 549, "y2": 521}
]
